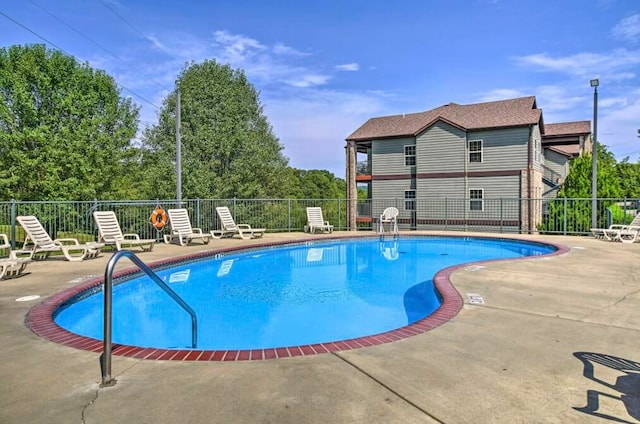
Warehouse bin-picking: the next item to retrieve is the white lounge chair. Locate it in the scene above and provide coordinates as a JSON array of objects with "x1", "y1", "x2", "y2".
[
  {"x1": 609, "y1": 226, "x2": 640, "y2": 243},
  {"x1": 15, "y1": 216, "x2": 103, "y2": 262},
  {"x1": 305, "y1": 207, "x2": 333, "y2": 234},
  {"x1": 211, "y1": 207, "x2": 265, "y2": 240},
  {"x1": 0, "y1": 233, "x2": 30, "y2": 279},
  {"x1": 93, "y1": 211, "x2": 155, "y2": 252},
  {"x1": 591, "y1": 214, "x2": 640, "y2": 242},
  {"x1": 379, "y1": 207, "x2": 399, "y2": 234},
  {"x1": 164, "y1": 208, "x2": 211, "y2": 246}
]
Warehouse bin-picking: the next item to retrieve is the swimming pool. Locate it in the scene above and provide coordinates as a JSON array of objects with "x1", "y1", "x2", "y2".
[{"x1": 42, "y1": 236, "x2": 559, "y2": 359}]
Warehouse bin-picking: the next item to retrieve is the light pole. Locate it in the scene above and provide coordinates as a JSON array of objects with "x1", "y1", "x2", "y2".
[
  {"x1": 590, "y1": 78, "x2": 599, "y2": 229},
  {"x1": 176, "y1": 85, "x2": 182, "y2": 207}
]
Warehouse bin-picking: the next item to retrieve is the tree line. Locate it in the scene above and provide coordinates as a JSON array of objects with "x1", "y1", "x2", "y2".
[{"x1": 0, "y1": 44, "x2": 345, "y2": 202}]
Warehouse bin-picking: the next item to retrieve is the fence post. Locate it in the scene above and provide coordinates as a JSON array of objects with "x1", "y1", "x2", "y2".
[
  {"x1": 500, "y1": 198, "x2": 504, "y2": 233},
  {"x1": 563, "y1": 197, "x2": 567, "y2": 236},
  {"x1": 195, "y1": 198, "x2": 200, "y2": 227},
  {"x1": 444, "y1": 198, "x2": 447, "y2": 230},
  {"x1": 288, "y1": 199, "x2": 291, "y2": 232},
  {"x1": 10, "y1": 199, "x2": 16, "y2": 249},
  {"x1": 338, "y1": 198, "x2": 342, "y2": 231}
]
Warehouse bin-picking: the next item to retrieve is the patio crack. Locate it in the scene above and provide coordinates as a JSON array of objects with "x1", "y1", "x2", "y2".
[
  {"x1": 579, "y1": 286, "x2": 640, "y2": 321},
  {"x1": 80, "y1": 360, "x2": 142, "y2": 423},
  {"x1": 81, "y1": 389, "x2": 99, "y2": 424},
  {"x1": 332, "y1": 352, "x2": 446, "y2": 424}
]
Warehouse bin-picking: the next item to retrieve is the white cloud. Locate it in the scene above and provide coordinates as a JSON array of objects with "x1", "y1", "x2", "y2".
[
  {"x1": 212, "y1": 30, "x2": 266, "y2": 63},
  {"x1": 598, "y1": 89, "x2": 640, "y2": 158},
  {"x1": 612, "y1": 14, "x2": 640, "y2": 43},
  {"x1": 284, "y1": 73, "x2": 330, "y2": 88},
  {"x1": 514, "y1": 49, "x2": 640, "y2": 77},
  {"x1": 534, "y1": 85, "x2": 586, "y2": 113},
  {"x1": 272, "y1": 42, "x2": 309, "y2": 56},
  {"x1": 336, "y1": 63, "x2": 359, "y2": 71},
  {"x1": 478, "y1": 88, "x2": 525, "y2": 102},
  {"x1": 599, "y1": 97, "x2": 627, "y2": 108}
]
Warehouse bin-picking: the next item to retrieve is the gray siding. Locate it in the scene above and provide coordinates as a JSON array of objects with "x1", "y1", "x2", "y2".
[
  {"x1": 466, "y1": 127, "x2": 530, "y2": 171},
  {"x1": 467, "y1": 176, "x2": 520, "y2": 198},
  {"x1": 416, "y1": 122, "x2": 466, "y2": 173},
  {"x1": 531, "y1": 124, "x2": 543, "y2": 171},
  {"x1": 371, "y1": 137, "x2": 414, "y2": 175},
  {"x1": 371, "y1": 179, "x2": 413, "y2": 223},
  {"x1": 416, "y1": 177, "x2": 465, "y2": 198},
  {"x1": 416, "y1": 176, "x2": 521, "y2": 222},
  {"x1": 543, "y1": 149, "x2": 569, "y2": 182}
]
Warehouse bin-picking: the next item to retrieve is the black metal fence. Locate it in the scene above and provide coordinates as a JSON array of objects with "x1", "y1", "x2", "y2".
[{"x1": 0, "y1": 197, "x2": 637, "y2": 248}]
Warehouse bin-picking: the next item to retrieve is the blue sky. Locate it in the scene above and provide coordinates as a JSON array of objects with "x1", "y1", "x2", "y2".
[{"x1": 2, "y1": 0, "x2": 639, "y2": 178}]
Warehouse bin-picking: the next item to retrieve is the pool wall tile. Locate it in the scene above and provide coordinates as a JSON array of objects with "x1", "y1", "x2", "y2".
[
  {"x1": 237, "y1": 350, "x2": 251, "y2": 361},
  {"x1": 263, "y1": 349, "x2": 277, "y2": 360},
  {"x1": 185, "y1": 351, "x2": 204, "y2": 361},
  {"x1": 223, "y1": 350, "x2": 239, "y2": 361}
]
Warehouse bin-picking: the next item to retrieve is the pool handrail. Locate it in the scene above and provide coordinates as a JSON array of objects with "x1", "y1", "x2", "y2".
[{"x1": 101, "y1": 249, "x2": 198, "y2": 387}]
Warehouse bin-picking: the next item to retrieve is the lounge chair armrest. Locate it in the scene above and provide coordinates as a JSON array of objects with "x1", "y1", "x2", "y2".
[
  {"x1": 122, "y1": 233, "x2": 142, "y2": 241},
  {"x1": 0, "y1": 233, "x2": 9, "y2": 248},
  {"x1": 192, "y1": 228, "x2": 205, "y2": 235},
  {"x1": 54, "y1": 238, "x2": 81, "y2": 246},
  {"x1": 237, "y1": 224, "x2": 252, "y2": 230}
]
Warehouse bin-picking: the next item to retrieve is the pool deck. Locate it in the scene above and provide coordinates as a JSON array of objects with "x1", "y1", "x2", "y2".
[{"x1": 1, "y1": 231, "x2": 638, "y2": 423}]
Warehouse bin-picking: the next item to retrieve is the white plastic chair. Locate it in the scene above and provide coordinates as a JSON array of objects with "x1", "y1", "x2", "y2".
[{"x1": 379, "y1": 207, "x2": 399, "y2": 234}]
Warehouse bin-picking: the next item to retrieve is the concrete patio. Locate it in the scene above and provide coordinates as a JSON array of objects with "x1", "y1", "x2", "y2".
[{"x1": 0, "y1": 232, "x2": 638, "y2": 423}]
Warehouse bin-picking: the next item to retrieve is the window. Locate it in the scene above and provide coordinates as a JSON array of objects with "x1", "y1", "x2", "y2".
[
  {"x1": 469, "y1": 189, "x2": 483, "y2": 211},
  {"x1": 404, "y1": 145, "x2": 416, "y2": 166},
  {"x1": 468, "y1": 140, "x2": 482, "y2": 163},
  {"x1": 405, "y1": 190, "x2": 416, "y2": 211}
]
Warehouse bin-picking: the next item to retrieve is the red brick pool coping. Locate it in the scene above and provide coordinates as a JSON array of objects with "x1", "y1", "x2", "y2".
[{"x1": 25, "y1": 235, "x2": 569, "y2": 361}]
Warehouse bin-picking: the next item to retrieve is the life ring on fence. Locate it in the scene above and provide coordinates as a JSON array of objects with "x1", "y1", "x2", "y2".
[{"x1": 150, "y1": 207, "x2": 168, "y2": 230}]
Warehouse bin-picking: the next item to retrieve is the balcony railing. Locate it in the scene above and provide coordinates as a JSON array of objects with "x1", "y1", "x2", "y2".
[{"x1": 356, "y1": 160, "x2": 370, "y2": 175}]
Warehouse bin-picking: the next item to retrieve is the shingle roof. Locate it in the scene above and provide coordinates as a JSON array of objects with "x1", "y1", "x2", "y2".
[
  {"x1": 548, "y1": 144, "x2": 581, "y2": 157},
  {"x1": 346, "y1": 96, "x2": 542, "y2": 141},
  {"x1": 543, "y1": 121, "x2": 591, "y2": 137}
]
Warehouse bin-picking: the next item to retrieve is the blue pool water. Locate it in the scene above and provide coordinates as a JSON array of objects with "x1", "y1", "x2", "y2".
[{"x1": 54, "y1": 237, "x2": 555, "y2": 350}]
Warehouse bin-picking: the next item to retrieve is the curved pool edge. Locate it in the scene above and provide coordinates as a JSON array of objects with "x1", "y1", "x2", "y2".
[{"x1": 25, "y1": 234, "x2": 570, "y2": 361}]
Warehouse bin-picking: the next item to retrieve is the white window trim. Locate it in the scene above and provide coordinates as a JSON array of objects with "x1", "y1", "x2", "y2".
[
  {"x1": 468, "y1": 139, "x2": 483, "y2": 163},
  {"x1": 404, "y1": 144, "x2": 416, "y2": 166},
  {"x1": 469, "y1": 188, "x2": 484, "y2": 212},
  {"x1": 404, "y1": 189, "x2": 416, "y2": 211}
]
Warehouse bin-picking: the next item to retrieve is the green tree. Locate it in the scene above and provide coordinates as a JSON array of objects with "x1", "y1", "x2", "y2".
[
  {"x1": 615, "y1": 157, "x2": 640, "y2": 198},
  {"x1": 558, "y1": 144, "x2": 621, "y2": 198},
  {"x1": 0, "y1": 44, "x2": 139, "y2": 200},
  {"x1": 141, "y1": 60, "x2": 289, "y2": 199},
  {"x1": 294, "y1": 169, "x2": 345, "y2": 199},
  {"x1": 540, "y1": 144, "x2": 623, "y2": 232}
]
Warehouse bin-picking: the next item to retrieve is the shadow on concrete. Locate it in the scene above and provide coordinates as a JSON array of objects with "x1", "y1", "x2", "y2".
[{"x1": 573, "y1": 352, "x2": 640, "y2": 423}]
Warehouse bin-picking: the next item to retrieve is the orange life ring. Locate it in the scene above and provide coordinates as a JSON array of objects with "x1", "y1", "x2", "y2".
[{"x1": 150, "y1": 207, "x2": 168, "y2": 230}]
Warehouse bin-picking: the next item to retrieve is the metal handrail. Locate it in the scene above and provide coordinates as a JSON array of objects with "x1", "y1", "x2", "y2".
[{"x1": 101, "y1": 250, "x2": 198, "y2": 387}]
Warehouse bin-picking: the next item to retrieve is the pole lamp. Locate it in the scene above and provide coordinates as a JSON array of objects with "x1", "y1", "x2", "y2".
[{"x1": 590, "y1": 78, "x2": 599, "y2": 229}]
